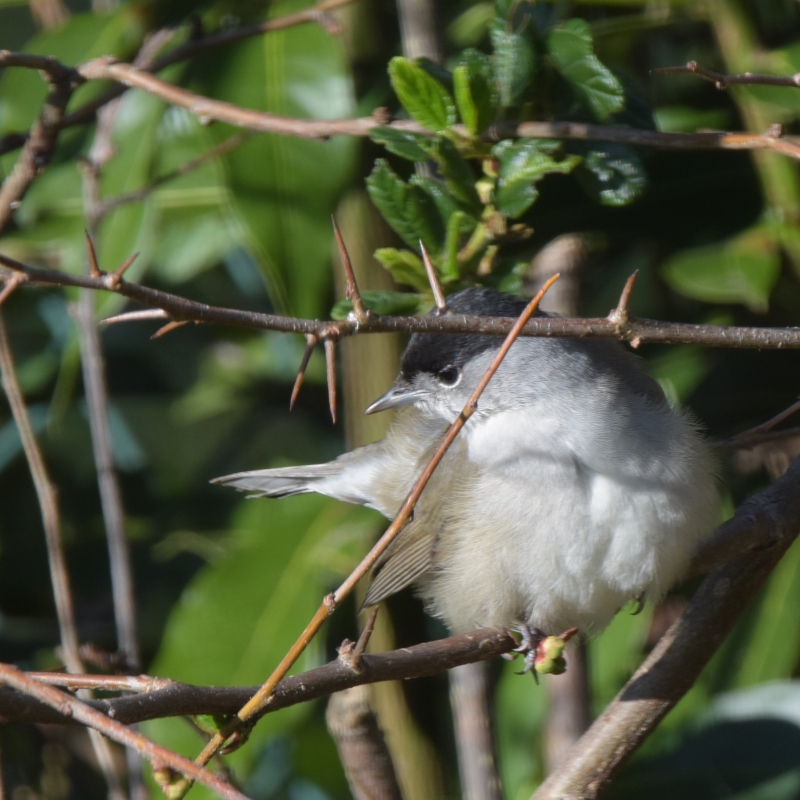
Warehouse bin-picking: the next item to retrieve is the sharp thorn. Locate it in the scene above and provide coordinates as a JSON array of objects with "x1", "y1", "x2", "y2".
[
  {"x1": 324, "y1": 337, "x2": 337, "y2": 424},
  {"x1": 84, "y1": 230, "x2": 102, "y2": 277},
  {"x1": 419, "y1": 241, "x2": 447, "y2": 312},
  {"x1": 332, "y1": 216, "x2": 369, "y2": 323},
  {"x1": 290, "y1": 334, "x2": 317, "y2": 411},
  {"x1": 108, "y1": 251, "x2": 139, "y2": 288},
  {"x1": 151, "y1": 319, "x2": 188, "y2": 339}
]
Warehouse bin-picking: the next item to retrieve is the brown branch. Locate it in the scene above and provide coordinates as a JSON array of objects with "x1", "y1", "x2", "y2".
[
  {"x1": 531, "y1": 453, "x2": 800, "y2": 800},
  {"x1": 326, "y1": 685, "x2": 402, "y2": 800},
  {"x1": 449, "y1": 662, "x2": 501, "y2": 800},
  {"x1": 4, "y1": 252, "x2": 800, "y2": 349},
  {"x1": 0, "y1": 663, "x2": 249, "y2": 800},
  {"x1": 712, "y1": 425, "x2": 800, "y2": 451},
  {"x1": 178, "y1": 276, "x2": 560, "y2": 795},
  {"x1": 655, "y1": 60, "x2": 800, "y2": 90},
  {"x1": 0, "y1": 53, "x2": 75, "y2": 233},
  {"x1": 0, "y1": 629, "x2": 517, "y2": 726},
  {"x1": 66, "y1": 56, "x2": 800, "y2": 161}
]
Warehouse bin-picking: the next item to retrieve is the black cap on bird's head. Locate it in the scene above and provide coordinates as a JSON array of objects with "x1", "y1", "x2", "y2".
[{"x1": 365, "y1": 288, "x2": 532, "y2": 414}]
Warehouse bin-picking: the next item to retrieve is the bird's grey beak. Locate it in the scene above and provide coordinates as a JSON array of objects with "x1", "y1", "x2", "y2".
[{"x1": 365, "y1": 382, "x2": 422, "y2": 415}]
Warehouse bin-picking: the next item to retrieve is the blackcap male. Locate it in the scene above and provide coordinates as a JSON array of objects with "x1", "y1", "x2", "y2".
[{"x1": 213, "y1": 288, "x2": 717, "y2": 664}]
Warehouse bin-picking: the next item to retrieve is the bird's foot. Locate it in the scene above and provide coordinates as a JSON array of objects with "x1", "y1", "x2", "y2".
[{"x1": 505, "y1": 625, "x2": 580, "y2": 681}]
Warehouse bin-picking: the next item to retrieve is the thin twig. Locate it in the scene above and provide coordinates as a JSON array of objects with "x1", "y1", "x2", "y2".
[
  {"x1": 290, "y1": 334, "x2": 318, "y2": 411},
  {"x1": 333, "y1": 217, "x2": 369, "y2": 324},
  {"x1": 179, "y1": 274, "x2": 560, "y2": 795},
  {"x1": 23, "y1": 672, "x2": 172, "y2": 693},
  {"x1": 713, "y1": 425, "x2": 800, "y2": 451},
  {"x1": 5, "y1": 253, "x2": 800, "y2": 349},
  {"x1": 66, "y1": 57, "x2": 800, "y2": 160},
  {"x1": 733, "y1": 398, "x2": 800, "y2": 440},
  {"x1": 531, "y1": 453, "x2": 800, "y2": 800},
  {"x1": 420, "y1": 242, "x2": 446, "y2": 312},
  {"x1": 0, "y1": 663, "x2": 250, "y2": 800},
  {"x1": 0, "y1": 274, "x2": 26, "y2": 306},
  {"x1": 97, "y1": 132, "x2": 251, "y2": 215},
  {"x1": 325, "y1": 337, "x2": 338, "y2": 423},
  {"x1": 654, "y1": 60, "x2": 800, "y2": 89}
]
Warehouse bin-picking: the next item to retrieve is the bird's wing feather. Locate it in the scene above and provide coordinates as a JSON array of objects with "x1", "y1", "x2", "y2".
[{"x1": 363, "y1": 520, "x2": 437, "y2": 607}]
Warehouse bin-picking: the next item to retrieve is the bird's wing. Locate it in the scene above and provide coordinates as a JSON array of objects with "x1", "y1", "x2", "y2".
[{"x1": 363, "y1": 518, "x2": 437, "y2": 607}]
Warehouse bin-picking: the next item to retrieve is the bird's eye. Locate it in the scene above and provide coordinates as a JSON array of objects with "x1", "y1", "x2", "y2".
[{"x1": 437, "y1": 365, "x2": 460, "y2": 386}]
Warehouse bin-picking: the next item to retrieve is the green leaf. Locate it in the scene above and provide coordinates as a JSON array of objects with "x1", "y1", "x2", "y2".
[
  {"x1": 388, "y1": 56, "x2": 457, "y2": 133},
  {"x1": 373, "y1": 248, "x2": 430, "y2": 291},
  {"x1": 366, "y1": 160, "x2": 443, "y2": 253},
  {"x1": 331, "y1": 289, "x2": 427, "y2": 319},
  {"x1": 428, "y1": 137, "x2": 482, "y2": 214},
  {"x1": 661, "y1": 226, "x2": 780, "y2": 312},
  {"x1": 453, "y1": 49, "x2": 496, "y2": 135},
  {"x1": 145, "y1": 495, "x2": 380, "y2": 789},
  {"x1": 443, "y1": 210, "x2": 472, "y2": 282},
  {"x1": 578, "y1": 144, "x2": 647, "y2": 207},
  {"x1": 193, "y1": 0, "x2": 357, "y2": 318},
  {"x1": 491, "y1": 28, "x2": 536, "y2": 108},
  {"x1": 494, "y1": 140, "x2": 581, "y2": 218},
  {"x1": 370, "y1": 127, "x2": 432, "y2": 161},
  {"x1": 547, "y1": 19, "x2": 624, "y2": 120}
]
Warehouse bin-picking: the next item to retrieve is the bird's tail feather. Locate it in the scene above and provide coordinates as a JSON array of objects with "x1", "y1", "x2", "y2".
[{"x1": 210, "y1": 464, "x2": 336, "y2": 498}]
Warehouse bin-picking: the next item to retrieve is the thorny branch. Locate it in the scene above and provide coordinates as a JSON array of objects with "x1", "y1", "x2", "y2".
[{"x1": 3, "y1": 253, "x2": 800, "y2": 350}]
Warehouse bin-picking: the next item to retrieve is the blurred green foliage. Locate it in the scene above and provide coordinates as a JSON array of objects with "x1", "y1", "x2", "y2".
[{"x1": 4, "y1": 1, "x2": 800, "y2": 799}]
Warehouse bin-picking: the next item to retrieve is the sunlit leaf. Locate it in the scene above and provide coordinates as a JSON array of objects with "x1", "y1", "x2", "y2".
[
  {"x1": 661, "y1": 226, "x2": 780, "y2": 312},
  {"x1": 370, "y1": 126, "x2": 432, "y2": 161},
  {"x1": 453, "y1": 49, "x2": 496, "y2": 135},
  {"x1": 388, "y1": 56, "x2": 457, "y2": 133},
  {"x1": 373, "y1": 248, "x2": 430, "y2": 291},
  {"x1": 491, "y1": 27, "x2": 536, "y2": 108},
  {"x1": 331, "y1": 289, "x2": 427, "y2": 319}
]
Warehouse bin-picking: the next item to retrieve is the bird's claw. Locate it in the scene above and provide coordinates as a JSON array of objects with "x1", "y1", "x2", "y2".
[{"x1": 506, "y1": 625, "x2": 580, "y2": 681}]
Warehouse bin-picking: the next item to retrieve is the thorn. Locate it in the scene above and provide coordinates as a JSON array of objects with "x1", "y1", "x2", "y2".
[
  {"x1": 84, "y1": 230, "x2": 102, "y2": 277},
  {"x1": 151, "y1": 320, "x2": 188, "y2": 339},
  {"x1": 0, "y1": 273, "x2": 25, "y2": 306},
  {"x1": 351, "y1": 606, "x2": 379, "y2": 671},
  {"x1": 332, "y1": 216, "x2": 369, "y2": 324},
  {"x1": 609, "y1": 270, "x2": 639, "y2": 326},
  {"x1": 107, "y1": 251, "x2": 139, "y2": 289},
  {"x1": 101, "y1": 308, "x2": 169, "y2": 325},
  {"x1": 324, "y1": 337, "x2": 337, "y2": 424},
  {"x1": 420, "y1": 241, "x2": 446, "y2": 313},
  {"x1": 290, "y1": 334, "x2": 317, "y2": 411}
]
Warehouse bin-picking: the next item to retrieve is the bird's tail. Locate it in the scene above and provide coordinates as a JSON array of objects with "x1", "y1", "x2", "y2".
[{"x1": 210, "y1": 464, "x2": 337, "y2": 498}]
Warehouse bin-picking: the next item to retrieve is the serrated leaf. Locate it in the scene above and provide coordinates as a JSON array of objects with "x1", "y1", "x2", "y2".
[
  {"x1": 331, "y1": 290, "x2": 427, "y2": 319},
  {"x1": 578, "y1": 144, "x2": 647, "y2": 207},
  {"x1": 366, "y1": 160, "x2": 443, "y2": 253},
  {"x1": 547, "y1": 19, "x2": 624, "y2": 120},
  {"x1": 428, "y1": 137, "x2": 482, "y2": 214},
  {"x1": 370, "y1": 127, "x2": 432, "y2": 161},
  {"x1": 373, "y1": 248, "x2": 430, "y2": 291},
  {"x1": 443, "y1": 210, "x2": 472, "y2": 282},
  {"x1": 661, "y1": 225, "x2": 780, "y2": 312},
  {"x1": 410, "y1": 174, "x2": 460, "y2": 226},
  {"x1": 453, "y1": 49, "x2": 496, "y2": 135},
  {"x1": 388, "y1": 56, "x2": 457, "y2": 133},
  {"x1": 494, "y1": 140, "x2": 581, "y2": 218},
  {"x1": 491, "y1": 28, "x2": 536, "y2": 108}
]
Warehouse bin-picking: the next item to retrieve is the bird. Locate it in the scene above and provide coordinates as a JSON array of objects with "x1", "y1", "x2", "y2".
[{"x1": 212, "y1": 287, "x2": 718, "y2": 667}]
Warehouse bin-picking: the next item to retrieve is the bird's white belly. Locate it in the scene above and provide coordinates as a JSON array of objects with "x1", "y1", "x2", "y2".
[{"x1": 419, "y1": 455, "x2": 700, "y2": 635}]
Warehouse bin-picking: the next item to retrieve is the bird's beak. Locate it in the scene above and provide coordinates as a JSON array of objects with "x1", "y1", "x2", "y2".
[{"x1": 365, "y1": 382, "x2": 422, "y2": 415}]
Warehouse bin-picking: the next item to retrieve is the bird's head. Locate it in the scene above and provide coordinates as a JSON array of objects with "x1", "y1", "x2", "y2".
[{"x1": 365, "y1": 288, "x2": 533, "y2": 420}]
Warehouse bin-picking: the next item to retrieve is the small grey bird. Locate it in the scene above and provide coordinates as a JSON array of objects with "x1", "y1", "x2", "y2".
[{"x1": 213, "y1": 288, "x2": 717, "y2": 654}]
